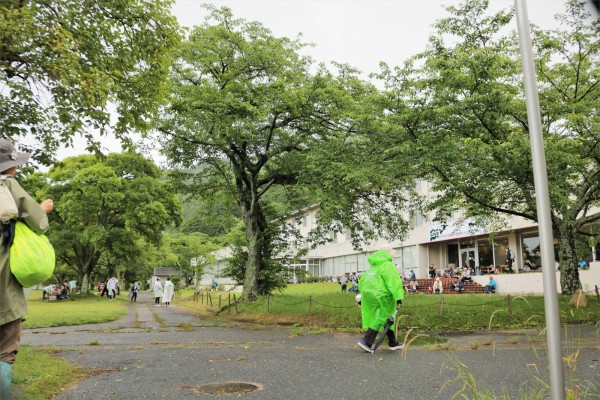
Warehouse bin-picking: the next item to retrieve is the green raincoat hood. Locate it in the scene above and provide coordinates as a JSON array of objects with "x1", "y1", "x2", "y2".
[{"x1": 367, "y1": 250, "x2": 393, "y2": 267}]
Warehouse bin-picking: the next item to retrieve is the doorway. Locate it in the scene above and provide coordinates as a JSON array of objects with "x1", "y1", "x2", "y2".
[{"x1": 460, "y1": 248, "x2": 476, "y2": 271}]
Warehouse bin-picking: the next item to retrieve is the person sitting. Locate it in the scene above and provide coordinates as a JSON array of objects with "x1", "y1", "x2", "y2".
[
  {"x1": 577, "y1": 258, "x2": 588, "y2": 270},
  {"x1": 57, "y1": 285, "x2": 69, "y2": 300},
  {"x1": 408, "y1": 270, "x2": 416, "y2": 280},
  {"x1": 484, "y1": 276, "x2": 496, "y2": 294},
  {"x1": 529, "y1": 261, "x2": 540, "y2": 271},
  {"x1": 432, "y1": 277, "x2": 443, "y2": 294},
  {"x1": 408, "y1": 279, "x2": 418, "y2": 293},
  {"x1": 428, "y1": 265, "x2": 436, "y2": 278},
  {"x1": 460, "y1": 267, "x2": 472, "y2": 283},
  {"x1": 451, "y1": 277, "x2": 463, "y2": 293},
  {"x1": 443, "y1": 266, "x2": 451, "y2": 278}
]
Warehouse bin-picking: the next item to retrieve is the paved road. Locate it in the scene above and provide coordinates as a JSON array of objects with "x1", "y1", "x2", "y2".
[{"x1": 21, "y1": 292, "x2": 600, "y2": 400}]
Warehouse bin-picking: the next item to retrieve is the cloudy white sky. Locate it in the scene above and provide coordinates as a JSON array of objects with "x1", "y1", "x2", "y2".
[
  {"x1": 55, "y1": 0, "x2": 583, "y2": 161},
  {"x1": 173, "y1": 0, "x2": 572, "y2": 75}
]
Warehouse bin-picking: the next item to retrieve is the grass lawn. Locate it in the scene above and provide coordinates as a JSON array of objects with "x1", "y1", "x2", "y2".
[
  {"x1": 12, "y1": 346, "x2": 86, "y2": 400},
  {"x1": 177, "y1": 283, "x2": 600, "y2": 333},
  {"x1": 12, "y1": 292, "x2": 129, "y2": 399},
  {"x1": 24, "y1": 291, "x2": 129, "y2": 328}
]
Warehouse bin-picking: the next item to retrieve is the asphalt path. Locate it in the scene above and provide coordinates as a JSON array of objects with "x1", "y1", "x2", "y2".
[{"x1": 21, "y1": 292, "x2": 600, "y2": 400}]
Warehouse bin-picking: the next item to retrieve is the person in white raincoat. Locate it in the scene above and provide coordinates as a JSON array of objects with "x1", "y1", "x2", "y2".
[
  {"x1": 162, "y1": 277, "x2": 174, "y2": 306},
  {"x1": 153, "y1": 278, "x2": 163, "y2": 306}
]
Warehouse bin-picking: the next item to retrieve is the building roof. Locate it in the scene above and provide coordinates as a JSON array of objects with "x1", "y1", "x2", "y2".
[{"x1": 153, "y1": 267, "x2": 179, "y2": 276}]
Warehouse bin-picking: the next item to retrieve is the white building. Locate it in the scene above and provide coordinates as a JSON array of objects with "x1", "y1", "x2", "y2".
[{"x1": 286, "y1": 181, "x2": 600, "y2": 294}]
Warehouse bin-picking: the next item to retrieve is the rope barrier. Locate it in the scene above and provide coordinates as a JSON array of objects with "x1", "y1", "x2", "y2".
[
  {"x1": 201, "y1": 286, "x2": 600, "y2": 313},
  {"x1": 269, "y1": 297, "x2": 309, "y2": 306},
  {"x1": 311, "y1": 299, "x2": 357, "y2": 309},
  {"x1": 268, "y1": 294, "x2": 522, "y2": 309}
]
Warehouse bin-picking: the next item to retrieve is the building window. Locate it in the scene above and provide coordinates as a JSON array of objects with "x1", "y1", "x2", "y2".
[
  {"x1": 493, "y1": 237, "x2": 508, "y2": 267},
  {"x1": 415, "y1": 179, "x2": 422, "y2": 192},
  {"x1": 393, "y1": 246, "x2": 416, "y2": 278},
  {"x1": 477, "y1": 240, "x2": 494, "y2": 268}
]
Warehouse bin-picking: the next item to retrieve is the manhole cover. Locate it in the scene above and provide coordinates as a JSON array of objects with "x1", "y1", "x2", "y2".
[{"x1": 182, "y1": 382, "x2": 262, "y2": 395}]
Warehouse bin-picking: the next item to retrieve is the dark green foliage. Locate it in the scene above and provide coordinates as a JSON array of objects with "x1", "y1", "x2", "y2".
[{"x1": 1, "y1": 0, "x2": 182, "y2": 165}]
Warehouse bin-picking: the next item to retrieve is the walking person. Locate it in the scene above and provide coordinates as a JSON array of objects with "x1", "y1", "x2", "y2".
[
  {"x1": 153, "y1": 278, "x2": 162, "y2": 306},
  {"x1": 130, "y1": 282, "x2": 138, "y2": 302},
  {"x1": 356, "y1": 249, "x2": 404, "y2": 353},
  {"x1": 0, "y1": 138, "x2": 54, "y2": 398},
  {"x1": 162, "y1": 277, "x2": 174, "y2": 306},
  {"x1": 106, "y1": 276, "x2": 118, "y2": 300},
  {"x1": 339, "y1": 274, "x2": 348, "y2": 293},
  {"x1": 100, "y1": 277, "x2": 109, "y2": 297}
]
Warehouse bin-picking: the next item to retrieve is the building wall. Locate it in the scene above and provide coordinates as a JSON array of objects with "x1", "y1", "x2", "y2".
[
  {"x1": 284, "y1": 199, "x2": 600, "y2": 294},
  {"x1": 472, "y1": 265, "x2": 600, "y2": 295}
]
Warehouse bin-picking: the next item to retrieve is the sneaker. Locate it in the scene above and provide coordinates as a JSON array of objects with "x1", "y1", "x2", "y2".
[
  {"x1": 357, "y1": 338, "x2": 374, "y2": 353},
  {"x1": 388, "y1": 341, "x2": 404, "y2": 350}
]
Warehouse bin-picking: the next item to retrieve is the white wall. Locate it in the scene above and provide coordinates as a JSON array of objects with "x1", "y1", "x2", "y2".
[{"x1": 472, "y1": 264, "x2": 600, "y2": 295}]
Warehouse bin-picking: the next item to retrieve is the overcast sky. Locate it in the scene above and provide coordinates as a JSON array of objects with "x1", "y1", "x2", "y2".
[
  {"x1": 173, "y1": 0, "x2": 572, "y2": 75},
  {"x1": 54, "y1": 0, "x2": 581, "y2": 161}
]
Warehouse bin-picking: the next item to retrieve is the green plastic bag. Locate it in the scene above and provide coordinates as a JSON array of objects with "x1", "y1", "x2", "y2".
[{"x1": 10, "y1": 221, "x2": 55, "y2": 288}]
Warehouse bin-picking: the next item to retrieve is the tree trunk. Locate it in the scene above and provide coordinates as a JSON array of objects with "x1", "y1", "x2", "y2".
[
  {"x1": 557, "y1": 225, "x2": 581, "y2": 294},
  {"x1": 81, "y1": 272, "x2": 90, "y2": 294},
  {"x1": 241, "y1": 206, "x2": 262, "y2": 300}
]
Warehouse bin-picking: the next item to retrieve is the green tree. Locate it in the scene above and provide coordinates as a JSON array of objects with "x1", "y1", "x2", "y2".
[
  {"x1": 179, "y1": 191, "x2": 241, "y2": 237},
  {"x1": 32, "y1": 152, "x2": 182, "y2": 292},
  {"x1": 0, "y1": 0, "x2": 181, "y2": 164},
  {"x1": 156, "y1": 7, "x2": 389, "y2": 300},
  {"x1": 377, "y1": 0, "x2": 599, "y2": 293},
  {"x1": 163, "y1": 232, "x2": 220, "y2": 286}
]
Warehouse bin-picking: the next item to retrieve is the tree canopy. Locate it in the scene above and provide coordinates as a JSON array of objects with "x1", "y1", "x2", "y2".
[
  {"x1": 0, "y1": 0, "x2": 181, "y2": 164},
  {"x1": 376, "y1": 0, "x2": 599, "y2": 293},
  {"x1": 29, "y1": 152, "x2": 182, "y2": 290},
  {"x1": 156, "y1": 6, "x2": 416, "y2": 299}
]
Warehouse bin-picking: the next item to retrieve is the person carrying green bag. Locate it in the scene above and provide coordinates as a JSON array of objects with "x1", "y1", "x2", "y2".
[{"x1": 0, "y1": 138, "x2": 54, "y2": 398}]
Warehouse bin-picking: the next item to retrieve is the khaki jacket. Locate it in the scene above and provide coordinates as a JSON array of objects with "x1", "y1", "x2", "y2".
[{"x1": 0, "y1": 176, "x2": 49, "y2": 325}]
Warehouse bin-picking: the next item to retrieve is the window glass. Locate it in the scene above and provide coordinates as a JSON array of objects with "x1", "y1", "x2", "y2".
[
  {"x1": 521, "y1": 235, "x2": 541, "y2": 268},
  {"x1": 477, "y1": 240, "x2": 494, "y2": 268},
  {"x1": 447, "y1": 244, "x2": 459, "y2": 269},
  {"x1": 493, "y1": 237, "x2": 508, "y2": 267},
  {"x1": 460, "y1": 239, "x2": 475, "y2": 247}
]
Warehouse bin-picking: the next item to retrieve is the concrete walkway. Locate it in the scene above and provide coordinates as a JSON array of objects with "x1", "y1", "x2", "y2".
[{"x1": 21, "y1": 292, "x2": 600, "y2": 400}]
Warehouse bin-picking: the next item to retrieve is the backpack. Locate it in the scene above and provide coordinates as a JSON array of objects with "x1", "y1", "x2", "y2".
[{"x1": 0, "y1": 175, "x2": 18, "y2": 222}]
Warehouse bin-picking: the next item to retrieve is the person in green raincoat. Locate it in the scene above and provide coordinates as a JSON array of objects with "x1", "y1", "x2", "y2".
[{"x1": 357, "y1": 250, "x2": 404, "y2": 353}]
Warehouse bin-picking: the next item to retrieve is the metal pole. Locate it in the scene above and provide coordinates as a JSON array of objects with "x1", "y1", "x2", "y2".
[{"x1": 514, "y1": 1, "x2": 565, "y2": 398}]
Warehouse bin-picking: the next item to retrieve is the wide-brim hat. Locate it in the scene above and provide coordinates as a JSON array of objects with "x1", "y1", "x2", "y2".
[{"x1": 0, "y1": 138, "x2": 31, "y2": 172}]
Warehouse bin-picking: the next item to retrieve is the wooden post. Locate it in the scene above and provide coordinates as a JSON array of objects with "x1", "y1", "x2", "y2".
[
  {"x1": 308, "y1": 295, "x2": 312, "y2": 314},
  {"x1": 507, "y1": 294, "x2": 512, "y2": 316},
  {"x1": 233, "y1": 294, "x2": 238, "y2": 314},
  {"x1": 208, "y1": 292, "x2": 212, "y2": 307},
  {"x1": 218, "y1": 294, "x2": 221, "y2": 308},
  {"x1": 228, "y1": 293, "x2": 231, "y2": 313},
  {"x1": 439, "y1": 297, "x2": 445, "y2": 317},
  {"x1": 266, "y1": 293, "x2": 270, "y2": 313},
  {"x1": 595, "y1": 285, "x2": 600, "y2": 303},
  {"x1": 201, "y1": 291, "x2": 204, "y2": 304}
]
